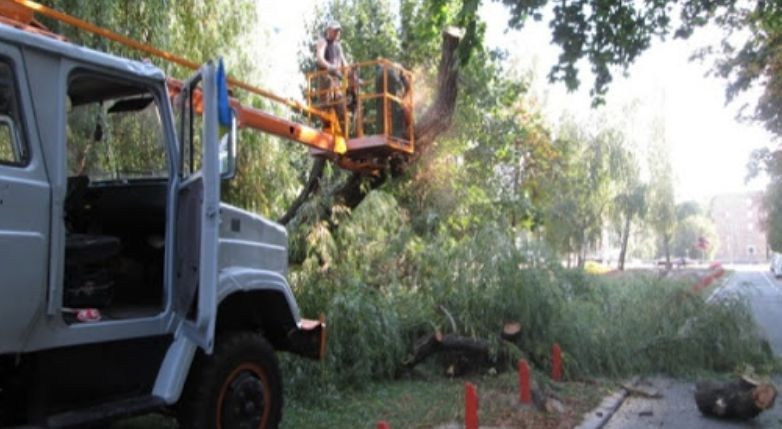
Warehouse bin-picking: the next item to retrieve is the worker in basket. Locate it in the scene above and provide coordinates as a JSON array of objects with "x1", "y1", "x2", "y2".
[{"x1": 315, "y1": 19, "x2": 358, "y2": 131}]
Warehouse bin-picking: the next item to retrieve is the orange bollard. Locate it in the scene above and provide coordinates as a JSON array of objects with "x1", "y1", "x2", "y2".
[
  {"x1": 465, "y1": 382, "x2": 478, "y2": 429},
  {"x1": 519, "y1": 359, "x2": 531, "y2": 404},
  {"x1": 552, "y1": 343, "x2": 562, "y2": 381},
  {"x1": 377, "y1": 422, "x2": 390, "y2": 429}
]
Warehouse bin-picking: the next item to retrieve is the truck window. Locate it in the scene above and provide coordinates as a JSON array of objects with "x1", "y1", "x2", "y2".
[
  {"x1": 0, "y1": 60, "x2": 27, "y2": 166},
  {"x1": 67, "y1": 73, "x2": 166, "y2": 181},
  {"x1": 62, "y1": 72, "x2": 169, "y2": 323}
]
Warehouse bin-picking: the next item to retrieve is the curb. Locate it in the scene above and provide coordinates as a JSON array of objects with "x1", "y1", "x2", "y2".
[{"x1": 573, "y1": 389, "x2": 630, "y2": 429}]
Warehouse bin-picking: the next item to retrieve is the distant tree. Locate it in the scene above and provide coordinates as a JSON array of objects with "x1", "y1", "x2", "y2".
[
  {"x1": 646, "y1": 117, "x2": 676, "y2": 267},
  {"x1": 676, "y1": 201, "x2": 703, "y2": 222},
  {"x1": 747, "y1": 149, "x2": 782, "y2": 252},
  {"x1": 613, "y1": 183, "x2": 647, "y2": 271},
  {"x1": 542, "y1": 119, "x2": 628, "y2": 267},
  {"x1": 673, "y1": 215, "x2": 720, "y2": 261}
]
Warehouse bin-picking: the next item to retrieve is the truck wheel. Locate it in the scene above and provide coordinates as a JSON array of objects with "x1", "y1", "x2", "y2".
[{"x1": 178, "y1": 331, "x2": 282, "y2": 429}]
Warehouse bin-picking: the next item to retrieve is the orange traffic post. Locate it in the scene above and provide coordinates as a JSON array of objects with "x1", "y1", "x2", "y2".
[
  {"x1": 552, "y1": 343, "x2": 562, "y2": 381},
  {"x1": 377, "y1": 421, "x2": 390, "y2": 429},
  {"x1": 519, "y1": 359, "x2": 531, "y2": 404},
  {"x1": 465, "y1": 382, "x2": 478, "y2": 429}
]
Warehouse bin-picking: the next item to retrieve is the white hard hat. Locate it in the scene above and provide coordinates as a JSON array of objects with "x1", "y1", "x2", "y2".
[{"x1": 326, "y1": 20, "x2": 341, "y2": 31}]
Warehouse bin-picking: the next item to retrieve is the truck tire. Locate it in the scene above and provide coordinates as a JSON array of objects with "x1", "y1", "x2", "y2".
[{"x1": 177, "y1": 331, "x2": 282, "y2": 429}]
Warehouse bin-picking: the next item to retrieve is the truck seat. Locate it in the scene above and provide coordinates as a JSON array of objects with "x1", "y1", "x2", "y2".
[{"x1": 64, "y1": 233, "x2": 121, "y2": 309}]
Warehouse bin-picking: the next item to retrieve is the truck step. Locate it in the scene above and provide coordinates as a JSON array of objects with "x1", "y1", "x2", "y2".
[{"x1": 46, "y1": 396, "x2": 164, "y2": 428}]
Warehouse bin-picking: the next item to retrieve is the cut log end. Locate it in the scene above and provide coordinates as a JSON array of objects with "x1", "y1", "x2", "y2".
[
  {"x1": 753, "y1": 383, "x2": 777, "y2": 410},
  {"x1": 501, "y1": 321, "x2": 522, "y2": 341},
  {"x1": 443, "y1": 26, "x2": 465, "y2": 40}
]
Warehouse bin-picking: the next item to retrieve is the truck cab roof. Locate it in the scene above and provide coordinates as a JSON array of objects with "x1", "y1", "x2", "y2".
[{"x1": 0, "y1": 21, "x2": 165, "y2": 82}]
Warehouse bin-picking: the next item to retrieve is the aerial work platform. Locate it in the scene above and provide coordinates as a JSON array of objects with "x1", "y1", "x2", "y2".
[{"x1": 0, "y1": 0, "x2": 415, "y2": 173}]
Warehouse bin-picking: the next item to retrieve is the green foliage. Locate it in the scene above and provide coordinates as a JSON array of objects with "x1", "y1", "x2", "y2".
[
  {"x1": 672, "y1": 213, "x2": 720, "y2": 260},
  {"x1": 748, "y1": 146, "x2": 782, "y2": 253},
  {"x1": 540, "y1": 118, "x2": 635, "y2": 266},
  {"x1": 496, "y1": 0, "x2": 782, "y2": 117},
  {"x1": 282, "y1": 191, "x2": 774, "y2": 398},
  {"x1": 676, "y1": 200, "x2": 703, "y2": 221},
  {"x1": 646, "y1": 116, "x2": 676, "y2": 261}
]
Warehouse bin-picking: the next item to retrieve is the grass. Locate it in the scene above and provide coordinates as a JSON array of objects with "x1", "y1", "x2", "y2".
[
  {"x1": 112, "y1": 370, "x2": 607, "y2": 429},
  {"x1": 282, "y1": 371, "x2": 609, "y2": 429}
]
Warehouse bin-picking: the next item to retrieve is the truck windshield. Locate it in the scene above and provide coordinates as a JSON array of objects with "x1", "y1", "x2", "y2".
[{"x1": 67, "y1": 73, "x2": 167, "y2": 181}]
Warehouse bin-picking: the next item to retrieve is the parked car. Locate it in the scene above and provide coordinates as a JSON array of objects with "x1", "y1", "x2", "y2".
[{"x1": 770, "y1": 253, "x2": 782, "y2": 278}]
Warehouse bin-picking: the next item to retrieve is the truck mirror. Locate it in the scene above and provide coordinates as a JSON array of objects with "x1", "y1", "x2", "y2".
[{"x1": 219, "y1": 111, "x2": 237, "y2": 180}]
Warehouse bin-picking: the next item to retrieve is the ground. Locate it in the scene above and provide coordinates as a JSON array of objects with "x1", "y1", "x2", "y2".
[{"x1": 602, "y1": 265, "x2": 782, "y2": 428}]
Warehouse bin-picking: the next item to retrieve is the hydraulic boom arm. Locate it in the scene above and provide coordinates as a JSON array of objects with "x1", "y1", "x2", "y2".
[{"x1": 0, "y1": 0, "x2": 413, "y2": 172}]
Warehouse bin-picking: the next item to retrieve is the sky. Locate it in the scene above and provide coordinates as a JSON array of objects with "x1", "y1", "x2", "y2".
[{"x1": 255, "y1": 0, "x2": 775, "y2": 204}]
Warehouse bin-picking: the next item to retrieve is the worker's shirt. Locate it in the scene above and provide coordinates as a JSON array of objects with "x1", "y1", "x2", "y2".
[{"x1": 319, "y1": 37, "x2": 344, "y2": 69}]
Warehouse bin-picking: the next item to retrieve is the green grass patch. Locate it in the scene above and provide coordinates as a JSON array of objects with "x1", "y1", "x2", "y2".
[{"x1": 282, "y1": 371, "x2": 608, "y2": 429}]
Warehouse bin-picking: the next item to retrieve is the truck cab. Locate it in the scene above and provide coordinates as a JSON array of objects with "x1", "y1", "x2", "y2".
[{"x1": 0, "y1": 18, "x2": 322, "y2": 429}]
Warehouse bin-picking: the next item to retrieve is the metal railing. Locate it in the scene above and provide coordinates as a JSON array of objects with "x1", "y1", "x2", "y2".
[{"x1": 306, "y1": 58, "x2": 414, "y2": 152}]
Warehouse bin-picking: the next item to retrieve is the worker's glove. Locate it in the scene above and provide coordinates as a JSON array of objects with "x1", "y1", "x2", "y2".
[{"x1": 328, "y1": 65, "x2": 342, "y2": 78}]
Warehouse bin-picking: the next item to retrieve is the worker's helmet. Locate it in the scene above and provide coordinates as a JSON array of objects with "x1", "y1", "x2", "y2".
[{"x1": 325, "y1": 19, "x2": 341, "y2": 31}]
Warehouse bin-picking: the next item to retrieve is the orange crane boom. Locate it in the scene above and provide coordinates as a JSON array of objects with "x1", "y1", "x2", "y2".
[{"x1": 0, "y1": 0, "x2": 414, "y2": 172}]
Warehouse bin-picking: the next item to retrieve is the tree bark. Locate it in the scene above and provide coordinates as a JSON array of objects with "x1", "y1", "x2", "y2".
[
  {"x1": 694, "y1": 377, "x2": 777, "y2": 420},
  {"x1": 278, "y1": 158, "x2": 326, "y2": 225},
  {"x1": 404, "y1": 331, "x2": 490, "y2": 374},
  {"x1": 618, "y1": 214, "x2": 631, "y2": 271},
  {"x1": 663, "y1": 233, "x2": 672, "y2": 270}
]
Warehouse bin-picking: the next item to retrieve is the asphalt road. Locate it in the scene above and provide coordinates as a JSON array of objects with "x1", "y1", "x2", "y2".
[{"x1": 603, "y1": 265, "x2": 782, "y2": 429}]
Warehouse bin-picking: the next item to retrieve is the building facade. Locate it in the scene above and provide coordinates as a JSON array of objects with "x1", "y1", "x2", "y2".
[{"x1": 709, "y1": 192, "x2": 768, "y2": 263}]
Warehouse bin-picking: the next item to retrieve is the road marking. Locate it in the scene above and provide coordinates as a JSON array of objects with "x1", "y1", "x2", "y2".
[{"x1": 760, "y1": 270, "x2": 781, "y2": 292}]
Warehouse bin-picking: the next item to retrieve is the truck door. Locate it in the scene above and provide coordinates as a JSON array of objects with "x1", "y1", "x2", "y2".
[
  {"x1": 0, "y1": 46, "x2": 49, "y2": 353},
  {"x1": 173, "y1": 63, "x2": 220, "y2": 352}
]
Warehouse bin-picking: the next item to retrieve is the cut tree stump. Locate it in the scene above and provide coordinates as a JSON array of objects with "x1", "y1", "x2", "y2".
[
  {"x1": 694, "y1": 376, "x2": 777, "y2": 420},
  {"x1": 501, "y1": 321, "x2": 522, "y2": 342}
]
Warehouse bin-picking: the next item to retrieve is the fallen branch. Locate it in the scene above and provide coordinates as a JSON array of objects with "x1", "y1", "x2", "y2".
[
  {"x1": 404, "y1": 331, "x2": 490, "y2": 375},
  {"x1": 621, "y1": 383, "x2": 662, "y2": 399}
]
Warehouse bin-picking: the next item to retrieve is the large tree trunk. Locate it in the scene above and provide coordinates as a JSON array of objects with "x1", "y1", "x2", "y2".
[
  {"x1": 618, "y1": 215, "x2": 631, "y2": 271},
  {"x1": 694, "y1": 377, "x2": 777, "y2": 420}
]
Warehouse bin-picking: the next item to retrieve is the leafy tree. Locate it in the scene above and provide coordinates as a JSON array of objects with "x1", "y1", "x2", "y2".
[
  {"x1": 613, "y1": 183, "x2": 647, "y2": 271},
  {"x1": 676, "y1": 200, "x2": 703, "y2": 221},
  {"x1": 748, "y1": 148, "x2": 782, "y2": 252},
  {"x1": 673, "y1": 215, "x2": 720, "y2": 261},
  {"x1": 646, "y1": 117, "x2": 676, "y2": 266},
  {"x1": 495, "y1": 0, "x2": 782, "y2": 122},
  {"x1": 542, "y1": 118, "x2": 628, "y2": 267}
]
